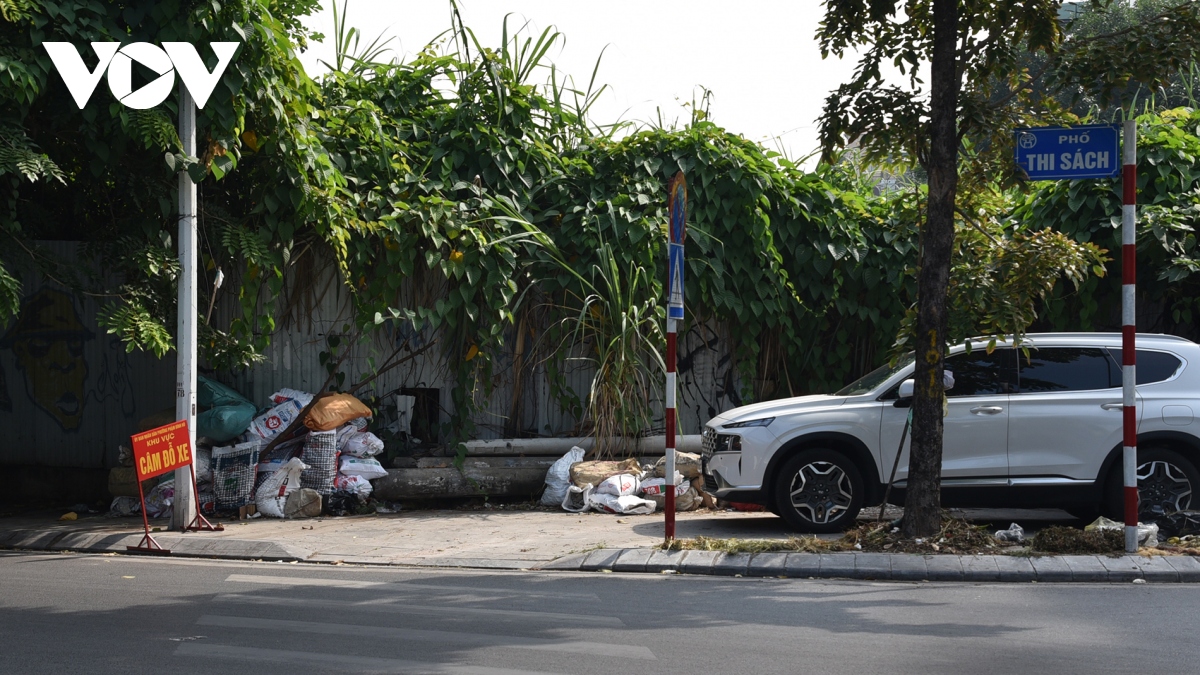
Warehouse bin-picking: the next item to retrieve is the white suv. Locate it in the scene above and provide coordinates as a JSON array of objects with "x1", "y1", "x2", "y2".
[{"x1": 701, "y1": 333, "x2": 1200, "y2": 533}]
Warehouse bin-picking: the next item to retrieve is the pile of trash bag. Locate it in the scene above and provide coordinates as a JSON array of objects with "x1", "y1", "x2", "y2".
[
  {"x1": 541, "y1": 446, "x2": 712, "y2": 515},
  {"x1": 118, "y1": 382, "x2": 388, "y2": 520},
  {"x1": 247, "y1": 389, "x2": 383, "y2": 517}
]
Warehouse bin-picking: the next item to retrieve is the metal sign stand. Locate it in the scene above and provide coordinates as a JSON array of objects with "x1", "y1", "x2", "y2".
[
  {"x1": 665, "y1": 172, "x2": 687, "y2": 542},
  {"x1": 126, "y1": 475, "x2": 171, "y2": 555},
  {"x1": 184, "y1": 459, "x2": 223, "y2": 532}
]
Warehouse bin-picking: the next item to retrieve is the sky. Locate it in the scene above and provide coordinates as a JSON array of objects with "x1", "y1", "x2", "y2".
[{"x1": 296, "y1": 1, "x2": 869, "y2": 165}]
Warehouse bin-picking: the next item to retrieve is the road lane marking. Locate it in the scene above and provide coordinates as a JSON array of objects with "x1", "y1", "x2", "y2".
[
  {"x1": 174, "y1": 642, "x2": 569, "y2": 675},
  {"x1": 224, "y1": 573, "x2": 599, "y2": 600},
  {"x1": 197, "y1": 615, "x2": 654, "y2": 660},
  {"x1": 226, "y1": 573, "x2": 383, "y2": 588},
  {"x1": 213, "y1": 593, "x2": 626, "y2": 627}
]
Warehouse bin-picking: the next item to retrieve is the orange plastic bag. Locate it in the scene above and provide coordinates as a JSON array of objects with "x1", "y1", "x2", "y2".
[{"x1": 303, "y1": 393, "x2": 372, "y2": 431}]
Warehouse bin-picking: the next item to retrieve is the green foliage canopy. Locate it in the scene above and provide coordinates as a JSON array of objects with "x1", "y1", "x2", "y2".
[
  {"x1": 4, "y1": 2, "x2": 1194, "y2": 456},
  {"x1": 0, "y1": 0, "x2": 340, "y2": 362}
]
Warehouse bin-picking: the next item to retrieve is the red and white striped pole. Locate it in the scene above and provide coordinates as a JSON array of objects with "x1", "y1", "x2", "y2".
[
  {"x1": 665, "y1": 172, "x2": 687, "y2": 542},
  {"x1": 665, "y1": 322, "x2": 677, "y2": 539},
  {"x1": 1122, "y1": 118, "x2": 1139, "y2": 553}
]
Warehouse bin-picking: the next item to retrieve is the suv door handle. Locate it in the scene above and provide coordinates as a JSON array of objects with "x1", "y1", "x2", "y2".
[
  {"x1": 970, "y1": 406, "x2": 1003, "y2": 415},
  {"x1": 1101, "y1": 402, "x2": 1124, "y2": 410}
]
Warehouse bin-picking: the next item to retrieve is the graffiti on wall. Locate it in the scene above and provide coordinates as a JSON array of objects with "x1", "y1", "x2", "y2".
[
  {"x1": 0, "y1": 288, "x2": 94, "y2": 431},
  {"x1": 675, "y1": 321, "x2": 740, "y2": 434},
  {"x1": 87, "y1": 335, "x2": 138, "y2": 420}
]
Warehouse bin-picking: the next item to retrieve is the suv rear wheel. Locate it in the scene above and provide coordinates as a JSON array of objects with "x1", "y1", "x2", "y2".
[
  {"x1": 773, "y1": 449, "x2": 864, "y2": 533},
  {"x1": 1104, "y1": 447, "x2": 1200, "y2": 518}
]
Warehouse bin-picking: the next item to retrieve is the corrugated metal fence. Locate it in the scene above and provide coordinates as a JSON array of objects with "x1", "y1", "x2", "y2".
[
  {"x1": 2, "y1": 249, "x2": 741, "y2": 468},
  {"x1": 217, "y1": 265, "x2": 744, "y2": 442},
  {"x1": 0, "y1": 243, "x2": 175, "y2": 468}
]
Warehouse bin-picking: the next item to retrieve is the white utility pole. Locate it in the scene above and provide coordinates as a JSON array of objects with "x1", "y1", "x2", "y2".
[{"x1": 171, "y1": 84, "x2": 198, "y2": 530}]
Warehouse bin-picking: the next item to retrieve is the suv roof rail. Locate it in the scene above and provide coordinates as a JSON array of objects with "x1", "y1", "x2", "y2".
[
  {"x1": 1133, "y1": 333, "x2": 1194, "y2": 343},
  {"x1": 964, "y1": 332, "x2": 1196, "y2": 345}
]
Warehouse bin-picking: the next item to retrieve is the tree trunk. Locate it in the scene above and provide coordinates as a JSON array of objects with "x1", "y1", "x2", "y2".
[{"x1": 902, "y1": 0, "x2": 959, "y2": 538}]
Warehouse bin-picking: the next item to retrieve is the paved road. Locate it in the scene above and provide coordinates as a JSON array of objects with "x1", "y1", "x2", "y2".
[{"x1": 1, "y1": 550, "x2": 1193, "y2": 674}]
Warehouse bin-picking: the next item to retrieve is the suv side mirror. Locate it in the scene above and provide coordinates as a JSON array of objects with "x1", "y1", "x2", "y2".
[{"x1": 896, "y1": 371, "x2": 953, "y2": 400}]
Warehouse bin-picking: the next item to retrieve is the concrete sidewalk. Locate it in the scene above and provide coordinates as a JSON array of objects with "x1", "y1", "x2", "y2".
[
  {"x1": 3, "y1": 507, "x2": 1198, "y2": 582},
  {"x1": 0, "y1": 508, "x2": 794, "y2": 567}
]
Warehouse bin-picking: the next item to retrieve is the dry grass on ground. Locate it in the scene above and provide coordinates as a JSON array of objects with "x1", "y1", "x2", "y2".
[
  {"x1": 1029, "y1": 525, "x2": 1124, "y2": 554},
  {"x1": 662, "y1": 534, "x2": 846, "y2": 554},
  {"x1": 664, "y1": 517, "x2": 1011, "y2": 555}
]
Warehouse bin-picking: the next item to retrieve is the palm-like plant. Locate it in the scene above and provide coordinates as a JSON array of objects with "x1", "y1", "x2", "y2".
[
  {"x1": 569, "y1": 240, "x2": 665, "y2": 457},
  {"x1": 447, "y1": 3, "x2": 628, "y2": 148},
  {"x1": 317, "y1": 0, "x2": 396, "y2": 77},
  {"x1": 496, "y1": 200, "x2": 665, "y2": 458}
]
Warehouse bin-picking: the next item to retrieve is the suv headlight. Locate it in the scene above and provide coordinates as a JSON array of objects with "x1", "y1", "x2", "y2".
[
  {"x1": 722, "y1": 417, "x2": 774, "y2": 428},
  {"x1": 713, "y1": 433, "x2": 742, "y2": 453}
]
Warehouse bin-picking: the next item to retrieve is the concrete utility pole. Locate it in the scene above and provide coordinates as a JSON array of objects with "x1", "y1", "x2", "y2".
[{"x1": 171, "y1": 84, "x2": 198, "y2": 531}]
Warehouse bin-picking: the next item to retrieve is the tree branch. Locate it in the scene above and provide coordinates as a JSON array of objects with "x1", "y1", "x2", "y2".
[
  {"x1": 348, "y1": 336, "x2": 438, "y2": 394},
  {"x1": 4, "y1": 234, "x2": 125, "y2": 299},
  {"x1": 1064, "y1": 0, "x2": 1196, "y2": 46}
]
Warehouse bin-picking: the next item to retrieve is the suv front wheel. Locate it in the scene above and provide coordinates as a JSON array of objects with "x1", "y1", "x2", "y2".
[
  {"x1": 773, "y1": 449, "x2": 864, "y2": 533},
  {"x1": 1104, "y1": 447, "x2": 1200, "y2": 518}
]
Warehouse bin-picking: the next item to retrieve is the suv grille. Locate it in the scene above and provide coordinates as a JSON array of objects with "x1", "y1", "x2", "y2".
[{"x1": 701, "y1": 427, "x2": 717, "y2": 460}]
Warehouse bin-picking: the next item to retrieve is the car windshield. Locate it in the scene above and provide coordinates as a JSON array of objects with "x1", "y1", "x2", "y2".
[{"x1": 835, "y1": 353, "x2": 915, "y2": 396}]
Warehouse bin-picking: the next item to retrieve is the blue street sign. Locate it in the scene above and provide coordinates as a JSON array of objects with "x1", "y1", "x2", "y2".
[
  {"x1": 668, "y1": 243, "x2": 684, "y2": 319},
  {"x1": 1014, "y1": 124, "x2": 1120, "y2": 180},
  {"x1": 667, "y1": 172, "x2": 687, "y2": 320}
]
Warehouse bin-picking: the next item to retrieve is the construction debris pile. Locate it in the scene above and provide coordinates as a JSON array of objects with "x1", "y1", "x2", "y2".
[
  {"x1": 541, "y1": 446, "x2": 715, "y2": 515},
  {"x1": 109, "y1": 378, "x2": 388, "y2": 520}
]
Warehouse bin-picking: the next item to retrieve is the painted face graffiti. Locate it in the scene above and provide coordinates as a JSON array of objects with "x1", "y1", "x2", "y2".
[{"x1": 1, "y1": 289, "x2": 93, "y2": 431}]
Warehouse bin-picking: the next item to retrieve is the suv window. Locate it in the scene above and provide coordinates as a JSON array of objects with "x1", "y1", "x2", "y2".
[
  {"x1": 1018, "y1": 348, "x2": 1112, "y2": 392},
  {"x1": 1105, "y1": 348, "x2": 1184, "y2": 385},
  {"x1": 944, "y1": 349, "x2": 1017, "y2": 397},
  {"x1": 837, "y1": 353, "x2": 915, "y2": 396}
]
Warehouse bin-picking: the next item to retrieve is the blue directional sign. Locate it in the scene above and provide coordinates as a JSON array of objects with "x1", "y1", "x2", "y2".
[
  {"x1": 667, "y1": 243, "x2": 684, "y2": 319},
  {"x1": 666, "y1": 172, "x2": 687, "y2": 320},
  {"x1": 1014, "y1": 124, "x2": 1121, "y2": 180}
]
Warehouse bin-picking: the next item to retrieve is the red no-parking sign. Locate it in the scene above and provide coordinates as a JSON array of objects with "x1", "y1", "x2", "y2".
[{"x1": 131, "y1": 421, "x2": 193, "y2": 481}]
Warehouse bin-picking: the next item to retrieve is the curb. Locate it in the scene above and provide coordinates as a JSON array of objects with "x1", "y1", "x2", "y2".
[
  {"x1": 0, "y1": 527, "x2": 543, "y2": 570},
  {"x1": 532, "y1": 548, "x2": 1200, "y2": 583},
  {"x1": 0, "y1": 528, "x2": 308, "y2": 563},
  {"x1": 4, "y1": 529, "x2": 1199, "y2": 581}
]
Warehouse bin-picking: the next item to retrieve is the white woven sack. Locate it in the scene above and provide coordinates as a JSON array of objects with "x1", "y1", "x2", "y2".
[
  {"x1": 540, "y1": 446, "x2": 586, "y2": 506},
  {"x1": 255, "y1": 457, "x2": 309, "y2": 518},
  {"x1": 561, "y1": 483, "x2": 592, "y2": 513},
  {"x1": 342, "y1": 431, "x2": 385, "y2": 458},
  {"x1": 595, "y1": 473, "x2": 640, "y2": 496},
  {"x1": 339, "y1": 456, "x2": 388, "y2": 480}
]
